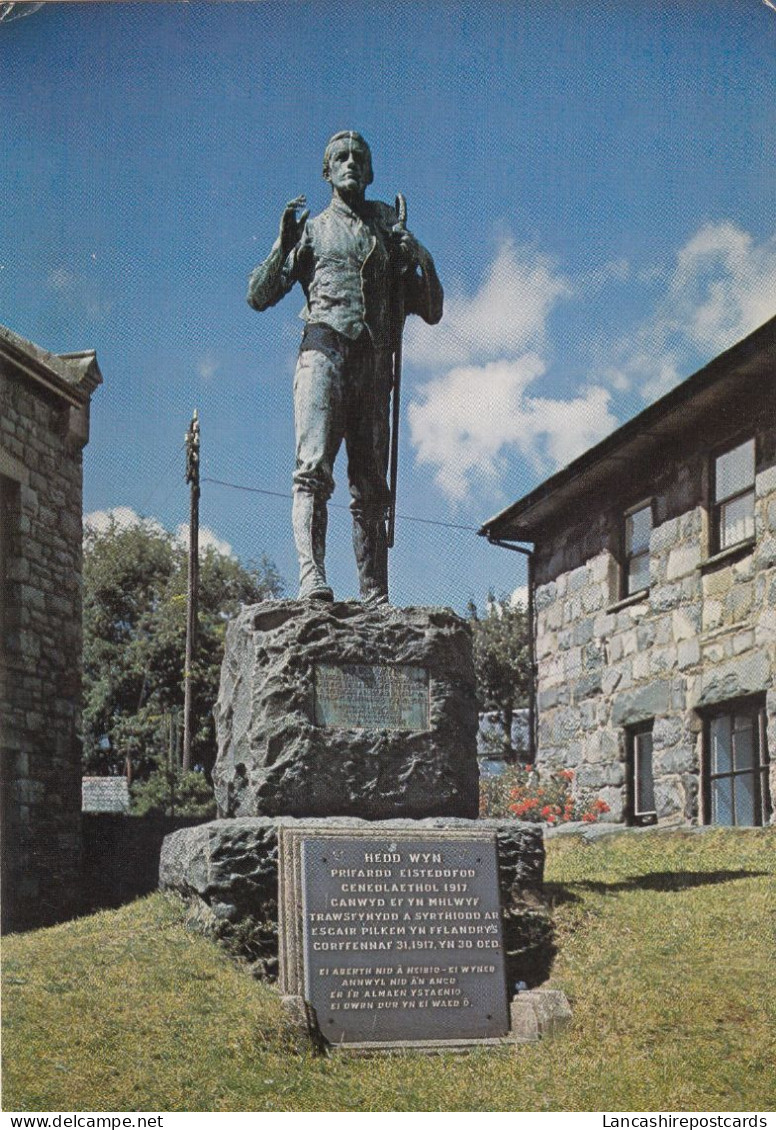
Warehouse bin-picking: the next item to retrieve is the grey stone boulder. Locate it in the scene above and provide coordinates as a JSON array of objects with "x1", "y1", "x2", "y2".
[
  {"x1": 159, "y1": 815, "x2": 545, "y2": 922},
  {"x1": 211, "y1": 600, "x2": 480, "y2": 820}
]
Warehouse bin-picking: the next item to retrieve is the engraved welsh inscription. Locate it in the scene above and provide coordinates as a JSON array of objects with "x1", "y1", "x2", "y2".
[
  {"x1": 301, "y1": 834, "x2": 509, "y2": 1044},
  {"x1": 313, "y1": 664, "x2": 429, "y2": 731}
]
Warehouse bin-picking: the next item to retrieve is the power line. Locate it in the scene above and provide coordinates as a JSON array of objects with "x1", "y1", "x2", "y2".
[{"x1": 201, "y1": 476, "x2": 479, "y2": 533}]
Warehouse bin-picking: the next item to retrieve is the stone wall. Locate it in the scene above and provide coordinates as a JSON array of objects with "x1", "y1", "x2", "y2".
[
  {"x1": 532, "y1": 402, "x2": 776, "y2": 826},
  {"x1": 0, "y1": 331, "x2": 100, "y2": 931}
]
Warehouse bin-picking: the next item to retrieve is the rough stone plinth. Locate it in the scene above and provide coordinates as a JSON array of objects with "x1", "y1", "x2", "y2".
[
  {"x1": 159, "y1": 815, "x2": 553, "y2": 1017},
  {"x1": 212, "y1": 601, "x2": 479, "y2": 820},
  {"x1": 159, "y1": 816, "x2": 544, "y2": 923}
]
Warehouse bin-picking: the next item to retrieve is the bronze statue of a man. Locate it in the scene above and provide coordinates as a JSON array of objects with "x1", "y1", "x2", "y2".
[{"x1": 247, "y1": 131, "x2": 443, "y2": 605}]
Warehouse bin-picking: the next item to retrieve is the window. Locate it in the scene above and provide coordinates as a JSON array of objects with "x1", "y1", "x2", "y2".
[
  {"x1": 622, "y1": 501, "x2": 652, "y2": 597},
  {"x1": 703, "y1": 700, "x2": 771, "y2": 827},
  {"x1": 627, "y1": 721, "x2": 657, "y2": 826},
  {"x1": 713, "y1": 437, "x2": 755, "y2": 552}
]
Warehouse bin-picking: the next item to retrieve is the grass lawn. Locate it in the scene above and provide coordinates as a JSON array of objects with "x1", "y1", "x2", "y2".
[{"x1": 2, "y1": 828, "x2": 774, "y2": 1112}]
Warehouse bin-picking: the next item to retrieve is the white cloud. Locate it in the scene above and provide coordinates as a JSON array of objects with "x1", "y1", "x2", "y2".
[
  {"x1": 405, "y1": 238, "x2": 571, "y2": 369},
  {"x1": 84, "y1": 506, "x2": 165, "y2": 537},
  {"x1": 84, "y1": 507, "x2": 232, "y2": 557},
  {"x1": 175, "y1": 523, "x2": 233, "y2": 558},
  {"x1": 408, "y1": 356, "x2": 617, "y2": 501},
  {"x1": 407, "y1": 237, "x2": 615, "y2": 502},
  {"x1": 603, "y1": 223, "x2": 776, "y2": 401},
  {"x1": 510, "y1": 585, "x2": 528, "y2": 609},
  {"x1": 197, "y1": 353, "x2": 221, "y2": 382},
  {"x1": 48, "y1": 267, "x2": 76, "y2": 292},
  {"x1": 47, "y1": 264, "x2": 113, "y2": 321},
  {"x1": 407, "y1": 221, "x2": 776, "y2": 504}
]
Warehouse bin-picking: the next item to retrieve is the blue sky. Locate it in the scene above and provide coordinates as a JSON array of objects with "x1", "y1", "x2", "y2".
[{"x1": 4, "y1": 1, "x2": 776, "y2": 612}]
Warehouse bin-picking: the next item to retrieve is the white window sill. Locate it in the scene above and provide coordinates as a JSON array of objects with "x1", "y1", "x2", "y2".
[
  {"x1": 607, "y1": 588, "x2": 649, "y2": 614},
  {"x1": 698, "y1": 538, "x2": 756, "y2": 574}
]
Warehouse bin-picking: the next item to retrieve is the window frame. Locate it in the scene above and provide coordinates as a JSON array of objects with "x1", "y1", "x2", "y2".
[
  {"x1": 625, "y1": 720, "x2": 658, "y2": 826},
  {"x1": 620, "y1": 498, "x2": 654, "y2": 600},
  {"x1": 710, "y1": 435, "x2": 756, "y2": 555},
  {"x1": 701, "y1": 697, "x2": 771, "y2": 827}
]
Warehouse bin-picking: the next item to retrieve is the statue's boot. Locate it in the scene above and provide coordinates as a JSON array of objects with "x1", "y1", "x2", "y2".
[
  {"x1": 352, "y1": 511, "x2": 389, "y2": 607},
  {"x1": 293, "y1": 491, "x2": 334, "y2": 601}
]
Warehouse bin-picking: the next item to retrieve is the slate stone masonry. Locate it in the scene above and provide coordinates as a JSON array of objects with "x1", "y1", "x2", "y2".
[
  {"x1": 0, "y1": 327, "x2": 101, "y2": 932},
  {"x1": 532, "y1": 394, "x2": 776, "y2": 825}
]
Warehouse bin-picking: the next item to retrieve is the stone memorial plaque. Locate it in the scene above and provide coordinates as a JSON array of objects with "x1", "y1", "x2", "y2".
[
  {"x1": 313, "y1": 663, "x2": 429, "y2": 732},
  {"x1": 299, "y1": 832, "x2": 509, "y2": 1045}
]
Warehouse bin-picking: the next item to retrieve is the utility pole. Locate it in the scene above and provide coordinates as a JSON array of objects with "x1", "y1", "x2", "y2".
[{"x1": 182, "y1": 409, "x2": 200, "y2": 773}]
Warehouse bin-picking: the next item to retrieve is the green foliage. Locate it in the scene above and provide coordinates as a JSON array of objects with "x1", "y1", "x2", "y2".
[
  {"x1": 4, "y1": 831, "x2": 775, "y2": 1110},
  {"x1": 480, "y1": 763, "x2": 610, "y2": 824},
  {"x1": 130, "y1": 767, "x2": 217, "y2": 820},
  {"x1": 82, "y1": 517, "x2": 283, "y2": 787},
  {"x1": 468, "y1": 593, "x2": 530, "y2": 760}
]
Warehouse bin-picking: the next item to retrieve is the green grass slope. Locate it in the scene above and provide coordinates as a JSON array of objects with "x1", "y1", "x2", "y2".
[{"x1": 3, "y1": 828, "x2": 774, "y2": 1112}]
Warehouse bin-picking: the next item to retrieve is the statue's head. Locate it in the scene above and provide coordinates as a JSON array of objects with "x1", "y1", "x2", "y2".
[{"x1": 322, "y1": 130, "x2": 374, "y2": 189}]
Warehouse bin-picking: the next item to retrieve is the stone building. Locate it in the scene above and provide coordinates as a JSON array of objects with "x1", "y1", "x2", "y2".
[
  {"x1": 480, "y1": 316, "x2": 776, "y2": 827},
  {"x1": 1, "y1": 324, "x2": 102, "y2": 931}
]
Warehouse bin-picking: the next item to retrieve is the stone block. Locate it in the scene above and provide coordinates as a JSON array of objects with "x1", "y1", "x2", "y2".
[
  {"x1": 703, "y1": 566, "x2": 733, "y2": 599},
  {"x1": 726, "y1": 583, "x2": 753, "y2": 622},
  {"x1": 568, "y1": 566, "x2": 588, "y2": 593},
  {"x1": 651, "y1": 517, "x2": 680, "y2": 554},
  {"x1": 650, "y1": 645, "x2": 677, "y2": 674},
  {"x1": 654, "y1": 776, "x2": 685, "y2": 821},
  {"x1": 733, "y1": 630, "x2": 755, "y2": 655},
  {"x1": 573, "y1": 618, "x2": 594, "y2": 646},
  {"x1": 666, "y1": 545, "x2": 701, "y2": 580},
  {"x1": 581, "y1": 585, "x2": 604, "y2": 613},
  {"x1": 509, "y1": 989, "x2": 572, "y2": 1042},
  {"x1": 534, "y1": 583, "x2": 557, "y2": 611},
  {"x1": 672, "y1": 607, "x2": 700, "y2": 642},
  {"x1": 655, "y1": 743, "x2": 696, "y2": 775},
  {"x1": 695, "y1": 650, "x2": 771, "y2": 708},
  {"x1": 677, "y1": 639, "x2": 700, "y2": 669},
  {"x1": 754, "y1": 535, "x2": 776, "y2": 570},
  {"x1": 212, "y1": 601, "x2": 479, "y2": 820},
  {"x1": 652, "y1": 716, "x2": 683, "y2": 747},
  {"x1": 702, "y1": 600, "x2": 724, "y2": 632},
  {"x1": 612, "y1": 680, "x2": 671, "y2": 726},
  {"x1": 589, "y1": 553, "x2": 611, "y2": 584}
]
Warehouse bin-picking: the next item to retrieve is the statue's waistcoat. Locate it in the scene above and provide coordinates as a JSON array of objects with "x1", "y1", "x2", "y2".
[{"x1": 300, "y1": 200, "x2": 395, "y2": 349}]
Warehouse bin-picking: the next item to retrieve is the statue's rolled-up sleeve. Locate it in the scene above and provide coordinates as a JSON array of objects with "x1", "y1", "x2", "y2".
[{"x1": 247, "y1": 239, "x2": 299, "y2": 312}]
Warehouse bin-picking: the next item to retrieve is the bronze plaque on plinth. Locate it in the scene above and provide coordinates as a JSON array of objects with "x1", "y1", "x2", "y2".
[
  {"x1": 313, "y1": 663, "x2": 429, "y2": 731},
  {"x1": 292, "y1": 830, "x2": 509, "y2": 1046}
]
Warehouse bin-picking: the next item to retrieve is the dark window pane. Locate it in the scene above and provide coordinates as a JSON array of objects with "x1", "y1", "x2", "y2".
[
  {"x1": 711, "y1": 715, "x2": 732, "y2": 775},
  {"x1": 627, "y1": 553, "x2": 650, "y2": 595},
  {"x1": 734, "y1": 773, "x2": 756, "y2": 826},
  {"x1": 732, "y1": 720, "x2": 755, "y2": 772},
  {"x1": 719, "y1": 491, "x2": 755, "y2": 548},
  {"x1": 635, "y1": 732, "x2": 655, "y2": 814},
  {"x1": 626, "y1": 506, "x2": 652, "y2": 555},
  {"x1": 715, "y1": 439, "x2": 755, "y2": 502},
  {"x1": 712, "y1": 776, "x2": 733, "y2": 825}
]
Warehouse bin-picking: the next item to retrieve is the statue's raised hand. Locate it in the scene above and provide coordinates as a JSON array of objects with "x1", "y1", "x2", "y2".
[{"x1": 279, "y1": 196, "x2": 309, "y2": 257}]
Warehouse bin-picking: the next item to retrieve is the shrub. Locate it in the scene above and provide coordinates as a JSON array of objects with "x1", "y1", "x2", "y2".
[{"x1": 480, "y1": 763, "x2": 610, "y2": 824}]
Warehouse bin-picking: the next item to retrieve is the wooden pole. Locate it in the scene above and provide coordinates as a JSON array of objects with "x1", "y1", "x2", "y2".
[{"x1": 182, "y1": 409, "x2": 200, "y2": 773}]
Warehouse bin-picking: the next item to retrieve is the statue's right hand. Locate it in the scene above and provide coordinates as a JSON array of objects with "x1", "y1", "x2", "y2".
[{"x1": 279, "y1": 196, "x2": 309, "y2": 256}]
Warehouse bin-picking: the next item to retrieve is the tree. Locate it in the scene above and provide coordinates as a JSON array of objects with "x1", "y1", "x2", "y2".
[
  {"x1": 468, "y1": 593, "x2": 530, "y2": 762},
  {"x1": 82, "y1": 518, "x2": 283, "y2": 799}
]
